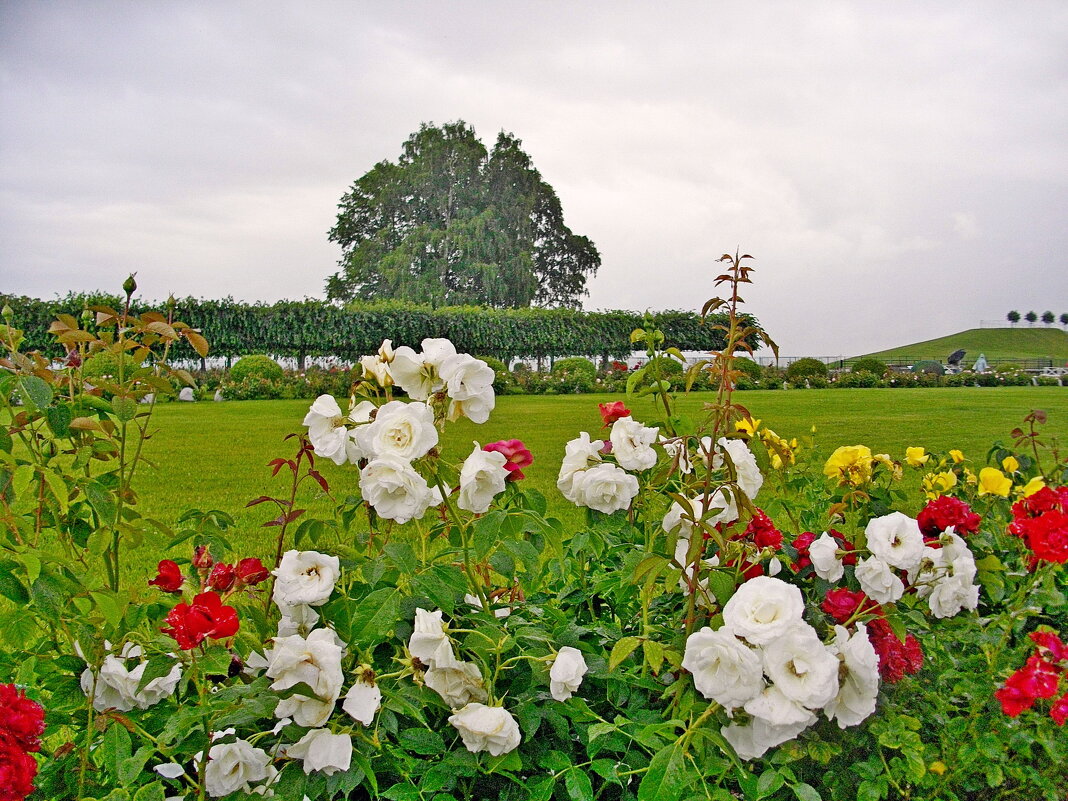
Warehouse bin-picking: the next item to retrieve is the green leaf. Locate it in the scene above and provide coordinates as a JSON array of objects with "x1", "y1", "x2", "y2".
[
  {"x1": 609, "y1": 636, "x2": 641, "y2": 671},
  {"x1": 111, "y1": 396, "x2": 138, "y2": 422},
  {"x1": 565, "y1": 769, "x2": 594, "y2": 801},
  {"x1": 757, "y1": 768, "x2": 785, "y2": 798},
  {"x1": 0, "y1": 563, "x2": 29, "y2": 604},
  {"x1": 90, "y1": 590, "x2": 127, "y2": 630},
  {"x1": 347, "y1": 587, "x2": 401, "y2": 645},
  {"x1": 46, "y1": 404, "x2": 73, "y2": 437},
  {"x1": 132, "y1": 782, "x2": 166, "y2": 801},
  {"x1": 638, "y1": 743, "x2": 688, "y2": 801},
  {"x1": 135, "y1": 654, "x2": 179, "y2": 694},
  {"x1": 18, "y1": 375, "x2": 52, "y2": 411},
  {"x1": 398, "y1": 728, "x2": 445, "y2": 755},
  {"x1": 85, "y1": 480, "x2": 118, "y2": 525},
  {"x1": 472, "y1": 510, "x2": 506, "y2": 559},
  {"x1": 643, "y1": 639, "x2": 665, "y2": 674},
  {"x1": 384, "y1": 541, "x2": 416, "y2": 574},
  {"x1": 792, "y1": 783, "x2": 822, "y2": 801},
  {"x1": 119, "y1": 746, "x2": 154, "y2": 785}
]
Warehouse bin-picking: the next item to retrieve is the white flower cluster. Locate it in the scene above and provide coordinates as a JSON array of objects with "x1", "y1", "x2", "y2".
[
  {"x1": 853, "y1": 512, "x2": 980, "y2": 617},
  {"x1": 681, "y1": 576, "x2": 880, "y2": 760},
  {"x1": 407, "y1": 608, "x2": 588, "y2": 757},
  {"x1": 557, "y1": 416, "x2": 660, "y2": 514},
  {"x1": 79, "y1": 641, "x2": 181, "y2": 713},
  {"x1": 303, "y1": 338, "x2": 504, "y2": 524}
]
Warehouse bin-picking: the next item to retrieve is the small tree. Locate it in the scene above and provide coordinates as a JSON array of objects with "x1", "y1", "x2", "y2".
[
  {"x1": 1060, "y1": 312, "x2": 1068, "y2": 328},
  {"x1": 1041, "y1": 310, "x2": 1055, "y2": 326},
  {"x1": 1025, "y1": 310, "x2": 1038, "y2": 326},
  {"x1": 1007, "y1": 310, "x2": 1020, "y2": 327}
]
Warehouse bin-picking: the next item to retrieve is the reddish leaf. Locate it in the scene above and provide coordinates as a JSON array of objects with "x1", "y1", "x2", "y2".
[
  {"x1": 283, "y1": 509, "x2": 306, "y2": 524},
  {"x1": 245, "y1": 496, "x2": 276, "y2": 508},
  {"x1": 307, "y1": 470, "x2": 330, "y2": 492}
]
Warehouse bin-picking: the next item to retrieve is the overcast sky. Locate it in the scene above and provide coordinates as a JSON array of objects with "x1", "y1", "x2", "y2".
[{"x1": 2, "y1": 1, "x2": 1066, "y2": 358}]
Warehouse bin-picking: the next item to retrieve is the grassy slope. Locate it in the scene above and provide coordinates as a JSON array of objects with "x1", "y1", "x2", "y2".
[
  {"x1": 132, "y1": 388, "x2": 1068, "y2": 567},
  {"x1": 856, "y1": 327, "x2": 1068, "y2": 363}
]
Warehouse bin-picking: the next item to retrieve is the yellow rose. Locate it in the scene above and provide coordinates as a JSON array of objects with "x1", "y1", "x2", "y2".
[
  {"x1": 977, "y1": 467, "x2": 1012, "y2": 497},
  {"x1": 905, "y1": 447, "x2": 930, "y2": 468},
  {"x1": 949, "y1": 450, "x2": 965, "y2": 464},
  {"x1": 922, "y1": 471, "x2": 958, "y2": 499},
  {"x1": 735, "y1": 417, "x2": 761, "y2": 436},
  {"x1": 824, "y1": 445, "x2": 874, "y2": 485},
  {"x1": 964, "y1": 468, "x2": 977, "y2": 485},
  {"x1": 1001, "y1": 456, "x2": 1019, "y2": 473},
  {"x1": 1019, "y1": 476, "x2": 1046, "y2": 497}
]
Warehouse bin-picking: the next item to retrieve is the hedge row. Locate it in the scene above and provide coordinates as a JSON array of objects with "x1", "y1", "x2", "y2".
[{"x1": 0, "y1": 294, "x2": 757, "y2": 364}]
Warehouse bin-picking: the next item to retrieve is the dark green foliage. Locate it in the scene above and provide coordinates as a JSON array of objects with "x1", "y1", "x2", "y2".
[
  {"x1": 785, "y1": 357, "x2": 829, "y2": 381},
  {"x1": 326, "y1": 121, "x2": 599, "y2": 308},
  {"x1": 850, "y1": 357, "x2": 887, "y2": 376},
  {"x1": 734, "y1": 356, "x2": 764, "y2": 381},
  {"x1": 230, "y1": 355, "x2": 283, "y2": 383},
  {"x1": 551, "y1": 357, "x2": 597, "y2": 393},
  {"x1": 82, "y1": 350, "x2": 122, "y2": 379},
  {"x1": 912, "y1": 360, "x2": 945, "y2": 376}
]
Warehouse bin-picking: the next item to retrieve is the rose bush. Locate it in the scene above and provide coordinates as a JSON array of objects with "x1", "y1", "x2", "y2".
[{"x1": 0, "y1": 263, "x2": 1065, "y2": 800}]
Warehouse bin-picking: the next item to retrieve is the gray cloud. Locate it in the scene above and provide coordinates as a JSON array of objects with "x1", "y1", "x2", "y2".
[{"x1": 2, "y1": 0, "x2": 1066, "y2": 356}]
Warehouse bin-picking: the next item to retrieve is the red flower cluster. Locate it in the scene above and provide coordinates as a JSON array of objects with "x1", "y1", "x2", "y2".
[
  {"x1": 821, "y1": 588, "x2": 873, "y2": 624},
  {"x1": 1008, "y1": 486, "x2": 1068, "y2": 564},
  {"x1": 917, "y1": 496, "x2": 981, "y2": 540},
  {"x1": 598, "y1": 401, "x2": 631, "y2": 427},
  {"x1": 0, "y1": 683, "x2": 44, "y2": 801},
  {"x1": 148, "y1": 550, "x2": 269, "y2": 595},
  {"x1": 995, "y1": 629, "x2": 1068, "y2": 725},
  {"x1": 483, "y1": 439, "x2": 534, "y2": 481},
  {"x1": 742, "y1": 509, "x2": 783, "y2": 550},
  {"x1": 866, "y1": 618, "x2": 924, "y2": 683},
  {"x1": 161, "y1": 591, "x2": 240, "y2": 650}
]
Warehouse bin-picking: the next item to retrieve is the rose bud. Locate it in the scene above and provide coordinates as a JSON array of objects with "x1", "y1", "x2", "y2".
[
  {"x1": 206, "y1": 562, "x2": 236, "y2": 592},
  {"x1": 148, "y1": 560, "x2": 184, "y2": 593},
  {"x1": 236, "y1": 557, "x2": 270, "y2": 586},
  {"x1": 192, "y1": 545, "x2": 214, "y2": 569}
]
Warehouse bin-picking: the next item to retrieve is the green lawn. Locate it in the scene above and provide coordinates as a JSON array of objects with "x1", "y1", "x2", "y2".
[
  {"x1": 131, "y1": 388, "x2": 1068, "y2": 565},
  {"x1": 857, "y1": 326, "x2": 1068, "y2": 363}
]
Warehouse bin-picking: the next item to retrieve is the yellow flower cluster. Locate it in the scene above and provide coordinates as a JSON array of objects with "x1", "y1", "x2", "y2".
[{"x1": 735, "y1": 418, "x2": 800, "y2": 471}]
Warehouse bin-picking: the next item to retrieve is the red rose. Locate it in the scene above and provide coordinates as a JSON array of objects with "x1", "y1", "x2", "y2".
[
  {"x1": 917, "y1": 496, "x2": 981, "y2": 539},
  {"x1": 0, "y1": 733, "x2": 38, "y2": 801},
  {"x1": 791, "y1": 532, "x2": 817, "y2": 571},
  {"x1": 995, "y1": 683, "x2": 1035, "y2": 717},
  {"x1": 867, "y1": 618, "x2": 923, "y2": 683},
  {"x1": 0, "y1": 685, "x2": 44, "y2": 753},
  {"x1": 192, "y1": 545, "x2": 214, "y2": 569},
  {"x1": 1051, "y1": 692, "x2": 1068, "y2": 726},
  {"x1": 742, "y1": 509, "x2": 783, "y2": 550},
  {"x1": 1023, "y1": 510, "x2": 1068, "y2": 564},
  {"x1": 821, "y1": 588, "x2": 868, "y2": 624},
  {"x1": 205, "y1": 563, "x2": 236, "y2": 592},
  {"x1": 598, "y1": 401, "x2": 631, "y2": 427},
  {"x1": 236, "y1": 557, "x2": 270, "y2": 586},
  {"x1": 162, "y1": 591, "x2": 239, "y2": 650},
  {"x1": 148, "y1": 560, "x2": 184, "y2": 593},
  {"x1": 1029, "y1": 630, "x2": 1068, "y2": 663},
  {"x1": 483, "y1": 439, "x2": 534, "y2": 481}
]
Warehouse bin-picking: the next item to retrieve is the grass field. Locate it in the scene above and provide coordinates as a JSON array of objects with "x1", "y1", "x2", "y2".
[
  {"x1": 857, "y1": 326, "x2": 1068, "y2": 363},
  {"x1": 129, "y1": 387, "x2": 1068, "y2": 567}
]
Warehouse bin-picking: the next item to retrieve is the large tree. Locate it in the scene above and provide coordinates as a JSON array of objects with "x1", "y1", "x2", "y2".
[{"x1": 326, "y1": 121, "x2": 600, "y2": 308}]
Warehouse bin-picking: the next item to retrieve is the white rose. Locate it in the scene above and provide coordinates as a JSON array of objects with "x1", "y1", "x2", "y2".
[
  {"x1": 359, "y1": 354, "x2": 393, "y2": 388},
  {"x1": 448, "y1": 703, "x2": 522, "y2": 756},
  {"x1": 276, "y1": 604, "x2": 319, "y2": 638},
  {"x1": 204, "y1": 739, "x2": 272, "y2": 798},
  {"x1": 128, "y1": 659, "x2": 182, "y2": 709},
  {"x1": 721, "y1": 576, "x2": 805, "y2": 646},
  {"x1": 682, "y1": 626, "x2": 763, "y2": 709},
  {"x1": 928, "y1": 573, "x2": 980, "y2": 618},
  {"x1": 557, "y1": 432, "x2": 603, "y2": 502},
  {"x1": 549, "y1": 646, "x2": 589, "y2": 702},
  {"x1": 421, "y1": 338, "x2": 459, "y2": 370},
  {"x1": 743, "y1": 684, "x2": 814, "y2": 726},
  {"x1": 342, "y1": 678, "x2": 382, "y2": 726},
  {"x1": 274, "y1": 694, "x2": 335, "y2": 728},
  {"x1": 610, "y1": 416, "x2": 659, "y2": 471},
  {"x1": 389, "y1": 345, "x2": 440, "y2": 400},
  {"x1": 355, "y1": 400, "x2": 438, "y2": 461},
  {"x1": 721, "y1": 713, "x2": 817, "y2": 761},
  {"x1": 440, "y1": 353, "x2": 496, "y2": 424},
  {"x1": 80, "y1": 649, "x2": 181, "y2": 712},
  {"x1": 864, "y1": 512, "x2": 925, "y2": 571},
  {"x1": 706, "y1": 437, "x2": 764, "y2": 500},
  {"x1": 359, "y1": 455, "x2": 435, "y2": 523},
  {"x1": 660, "y1": 435, "x2": 692, "y2": 474},
  {"x1": 408, "y1": 608, "x2": 453, "y2": 666},
  {"x1": 266, "y1": 629, "x2": 345, "y2": 701},
  {"x1": 810, "y1": 532, "x2": 845, "y2": 582},
  {"x1": 457, "y1": 443, "x2": 509, "y2": 513},
  {"x1": 663, "y1": 496, "x2": 709, "y2": 540},
  {"x1": 855, "y1": 556, "x2": 905, "y2": 604},
  {"x1": 824, "y1": 624, "x2": 880, "y2": 728},
  {"x1": 303, "y1": 395, "x2": 354, "y2": 465},
  {"x1": 287, "y1": 729, "x2": 352, "y2": 775},
  {"x1": 572, "y1": 463, "x2": 640, "y2": 514},
  {"x1": 464, "y1": 593, "x2": 511, "y2": 618},
  {"x1": 272, "y1": 550, "x2": 340, "y2": 608},
  {"x1": 425, "y1": 658, "x2": 488, "y2": 708},
  {"x1": 762, "y1": 625, "x2": 840, "y2": 709}
]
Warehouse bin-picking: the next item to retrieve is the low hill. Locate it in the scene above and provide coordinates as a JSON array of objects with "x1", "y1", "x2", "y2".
[{"x1": 856, "y1": 327, "x2": 1068, "y2": 365}]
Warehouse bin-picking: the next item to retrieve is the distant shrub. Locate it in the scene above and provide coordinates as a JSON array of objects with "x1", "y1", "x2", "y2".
[
  {"x1": 551, "y1": 357, "x2": 597, "y2": 380},
  {"x1": 82, "y1": 351, "x2": 122, "y2": 379},
  {"x1": 835, "y1": 371, "x2": 878, "y2": 388},
  {"x1": 734, "y1": 357, "x2": 764, "y2": 381},
  {"x1": 996, "y1": 362, "x2": 1020, "y2": 373},
  {"x1": 230, "y1": 354, "x2": 283, "y2": 383},
  {"x1": 912, "y1": 360, "x2": 945, "y2": 376},
  {"x1": 551, "y1": 357, "x2": 597, "y2": 393},
  {"x1": 785, "y1": 358, "x2": 828, "y2": 382},
  {"x1": 1036, "y1": 375, "x2": 1062, "y2": 387},
  {"x1": 851, "y1": 357, "x2": 887, "y2": 376}
]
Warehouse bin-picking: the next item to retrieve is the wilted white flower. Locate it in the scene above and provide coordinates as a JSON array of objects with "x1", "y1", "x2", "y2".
[
  {"x1": 287, "y1": 729, "x2": 353, "y2": 775},
  {"x1": 464, "y1": 593, "x2": 511, "y2": 618},
  {"x1": 810, "y1": 532, "x2": 845, "y2": 582},
  {"x1": 721, "y1": 576, "x2": 805, "y2": 646},
  {"x1": 80, "y1": 646, "x2": 181, "y2": 712},
  {"x1": 204, "y1": 739, "x2": 272, "y2": 798},
  {"x1": 662, "y1": 496, "x2": 710, "y2": 540},
  {"x1": 266, "y1": 629, "x2": 345, "y2": 702},
  {"x1": 342, "y1": 676, "x2": 382, "y2": 726},
  {"x1": 864, "y1": 512, "x2": 925, "y2": 571},
  {"x1": 425, "y1": 657, "x2": 488, "y2": 708},
  {"x1": 272, "y1": 550, "x2": 340, "y2": 608},
  {"x1": 154, "y1": 763, "x2": 186, "y2": 780},
  {"x1": 457, "y1": 443, "x2": 509, "y2": 513},
  {"x1": 303, "y1": 394, "x2": 361, "y2": 465},
  {"x1": 721, "y1": 713, "x2": 817, "y2": 761},
  {"x1": 408, "y1": 608, "x2": 453, "y2": 666},
  {"x1": 276, "y1": 604, "x2": 319, "y2": 638},
  {"x1": 855, "y1": 556, "x2": 905, "y2": 604},
  {"x1": 571, "y1": 463, "x2": 639, "y2": 514},
  {"x1": 354, "y1": 400, "x2": 438, "y2": 461},
  {"x1": 761, "y1": 625, "x2": 840, "y2": 709},
  {"x1": 440, "y1": 353, "x2": 496, "y2": 424},
  {"x1": 359, "y1": 456, "x2": 435, "y2": 524},
  {"x1": 448, "y1": 703, "x2": 522, "y2": 756},
  {"x1": 659, "y1": 435, "x2": 692, "y2": 474},
  {"x1": 359, "y1": 354, "x2": 393, "y2": 388},
  {"x1": 549, "y1": 646, "x2": 589, "y2": 701},
  {"x1": 824, "y1": 624, "x2": 880, "y2": 728},
  {"x1": 681, "y1": 626, "x2": 763, "y2": 709},
  {"x1": 556, "y1": 432, "x2": 604, "y2": 502},
  {"x1": 609, "y1": 416, "x2": 659, "y2": 471}
]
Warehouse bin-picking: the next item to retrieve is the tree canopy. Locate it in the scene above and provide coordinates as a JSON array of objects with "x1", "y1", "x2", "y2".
[{"x1": 326, "y1": 121, "x2": 600, "y2": 308}]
